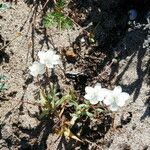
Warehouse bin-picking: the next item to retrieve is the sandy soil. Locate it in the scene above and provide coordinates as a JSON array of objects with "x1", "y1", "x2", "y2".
[{"x1": 0, "y1": 0, "x2": 149, "y2": 149}]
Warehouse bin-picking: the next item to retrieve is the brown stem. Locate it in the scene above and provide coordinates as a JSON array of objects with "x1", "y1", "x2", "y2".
[
  {"x1": 99, "y1": 61, "x2": 114, "y2": 76},
  {"x1": 12, "y1": 99, "x2": 41, "y2": 107},
  {"x1": 0, "y1": 33, "x2": 22, "y2": 51},
  {"x1": 37, "y1": 75, "x2": 41, "y2": 87}
]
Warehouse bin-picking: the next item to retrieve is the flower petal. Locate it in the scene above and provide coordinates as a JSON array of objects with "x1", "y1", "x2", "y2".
[
  {"x1": 84, "y1": 94, "x2": 92, "y2": 101},
  {"x1": 30, "y1": 70, "x2": 37, "y2": 77},
  {"x1": 46, "y1": 50, "x2": 55, "y2": 55},
  {"x1": 116, "y1": 92, "x2": 130, "y2": 107},
  {"x1": 103, "y1": 94, "x2": 113, "y2": 105},
  {"x1": 53, "y1": 55, "x2": 61, "y2": 65},
  {"x1": 46, "y1": 63, "x2": 54, "y2": 68},
  {"x1": 113, "y1": 86, "x2": 122, "y2": 95},
  {"x1": 94, "y1": 83, "x2": 101, "y2": 90},
  {"x1": 38, "y1": 51, "x2": 46, "y2": 64},
  {"x1": 89, "y1": 99, "x2": 99, "y2": 105},
  {"x1": 38, "y1": 51, "x2": 45, "y2": 57},
  {"x1": 29, "y1": 61, "x2": 46, "y2": 77},
  {"x1": 85, "y1": 86, "x2": 94, "y2": 94},
  {"x1": 38, "y1": 64, "x2": 46, "y2": 75},
  {"x1": 109, "y1": 102, "x2": 119, "y2": 111},
  {"x1": 97, "y1": 88, "x2": 111, "y2": 101}
]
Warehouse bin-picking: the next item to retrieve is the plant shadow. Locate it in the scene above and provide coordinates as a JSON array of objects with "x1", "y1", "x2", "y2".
[
  {"x1": 55, "y1": 114, "x2": 112, "y2": 149},
  {"x1": 0, "y1": 35, "x2": 10, "y2": 63},
  {"x1": 67, "y1": 0, "x2": 150, "y2": 119}
]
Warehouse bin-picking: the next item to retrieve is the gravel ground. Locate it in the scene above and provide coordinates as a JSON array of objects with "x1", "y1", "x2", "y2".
[{"x1": 0, "y1": 0, "x2": 149, "y2": 149}]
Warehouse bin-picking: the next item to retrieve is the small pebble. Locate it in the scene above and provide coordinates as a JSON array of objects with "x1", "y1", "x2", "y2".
[
  {"x1": 128, "y1": 9, "x2": 137, "y2": 20},
  {"x1": 112, "y1": 58, "x2": 118, "y2": 64},
  {"x1": 80, "y1": 37, "x2": 85, "y2": 43}
]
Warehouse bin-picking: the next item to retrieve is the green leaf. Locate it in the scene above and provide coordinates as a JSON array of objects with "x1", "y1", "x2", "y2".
[
  {"x1": 0, "y1": 75, "x2": 7, "y2": 91},
  {"x1": 67, "y1": 100, "x2": 78, "y2": 107},
  {"x1": 55, "y1": 94, "x2": 71, "y2": 107},
  {"x1": 43, "y1": 12, "x2": 73, "y2": 30},
  {"x1": 0, "y1": 3, "x2": 10, "y2": 11},
  {"x1": 0, "y1": 75, "x2": 6, "y2": 80},
  {"x1": 38, "y1": 110, "x2": 50, "y2": 119},
  {"x1": 85, "y1": 111, "x2": 94, "y2": 117},
  {"x1": 39, "y1": 90, "x2": 48, "y2": 106},
  {"x1": 56, "y1": 0, "x2": 66, "y2": 9},
  {"x1": 96, "y1": 108, "x2": 103, "y2": 112},
  {"x1": 47, "y1": 95, "x2": 53, "y2": 102},
  {"x1": 0, "y1": 83, "x2": 7, "y2": 91},
  {"x1": 77, "y1": 104, "x2": 89, "y2": 110},
  {"x1": 70, "y1": 114, "x2": 78, "y2": 125}
]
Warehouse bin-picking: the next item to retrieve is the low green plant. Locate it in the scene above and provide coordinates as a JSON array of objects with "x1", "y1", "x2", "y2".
[
  {"x1": 38, "y1": 83, "x2": 84, "y2": 141},
  {"x1": 43, "y1": 0, "x2": 73, "y2": 30},
  {"x1": 0, "y1": 3, "x2": 10, "y2": 11},
  {"x1": 29, "y1": 50, "x2": 105, "y2": 141},
  {"x1": 0, "y1": 75, "x2": 7, "y2": 92},
  {"x1": 43, "y1": 12, "x2": 73, "y2": 30},
  {"x1": 29, "y1": 49, "x2": 130, "y2": 142},
  {"x1": 39, "y1": 84, "x2": 76, "y2": 116}
]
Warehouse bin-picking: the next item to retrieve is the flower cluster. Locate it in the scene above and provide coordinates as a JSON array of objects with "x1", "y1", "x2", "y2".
[
  {"x1": 29, "y1": 49, "x2": 61, "y2": 77},
  {"x1": 84, "y1": 84, "x2": 130, "y2": 111}
]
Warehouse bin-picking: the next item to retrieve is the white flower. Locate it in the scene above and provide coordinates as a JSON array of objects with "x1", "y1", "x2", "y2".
[
  {"x1": 38, "y1": 49, "x2": 60, "y2": 68},
  {"x1": 84, "y1": 83, "x2": 110, "y2": 105},
  {"x1": 29, "y1": 61, "x2": 46, "y2": 77},
  {"x1": 103, "y1": 86, "x2": 130, "y2": 111}
]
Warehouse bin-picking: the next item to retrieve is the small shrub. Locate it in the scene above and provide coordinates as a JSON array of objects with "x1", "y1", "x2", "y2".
[
  {"x1": 29, "y1": 49, "x2": 130, "y2": 141},
  {"x1": 43, "y1": 0, "x2": 73, "y2": 30}
]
